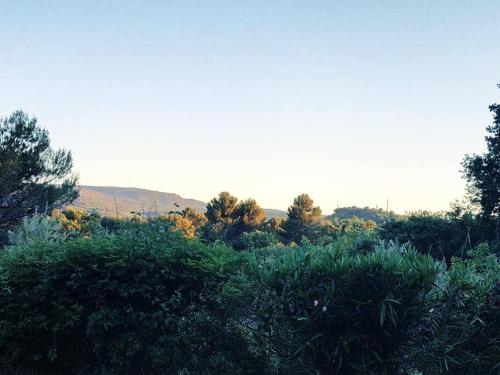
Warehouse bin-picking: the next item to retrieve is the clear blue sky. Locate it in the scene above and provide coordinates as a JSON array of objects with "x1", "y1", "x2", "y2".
[{"x1": 1, "y1": 1, "x2": 499, "y2": 213}]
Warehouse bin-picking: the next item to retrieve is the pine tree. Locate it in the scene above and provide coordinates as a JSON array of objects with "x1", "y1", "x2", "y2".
[
  {"x1": 0, "y1": 111, "x2": 77, "y2": 243},
  {"x1": 463, "y1": 85, "x2": 500, "y2": 218},
  {"x1": 283, "y1": 194, "x2": 322, "y2": 244}
]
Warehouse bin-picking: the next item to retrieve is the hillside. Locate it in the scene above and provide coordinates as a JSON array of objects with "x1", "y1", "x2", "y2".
[{"x1": 74, "y1": 186, "x2": 287, "y2": 219}]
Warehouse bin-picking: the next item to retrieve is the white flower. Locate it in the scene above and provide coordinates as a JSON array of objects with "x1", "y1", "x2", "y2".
[
  {"x1": 313, "y1": 300, "x2": 319, "y2": 307},
  {"x1": 322, "y1": 306, "x2": 327, "y2": 312}
]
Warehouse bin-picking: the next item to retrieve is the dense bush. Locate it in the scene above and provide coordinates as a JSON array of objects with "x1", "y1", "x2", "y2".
[
  {"x1": 321, "y1": 217, "x2": 378, "y2": 252},
  {"x1": 0, "y1": 222, "x2": 267, "y2": 374},
  {"x1": 7, "y1": 214, "x2": 66, "y2": 245},
  {"x1": 380, "y1": 211, "x2": 498, "y2": 262},
  {"x1": 326, "y1": 206, "x2": 400, "y2": 226},
  {"x1": 235, "y1": 230, "x2": 281, "y2": 250},
  {"x1": 51, "y1": 207, "x2": 103, "y2": 237},
  {"x1": 248, "y1": 242, "x2": 440, "y2": 374},
  {"x1": 404, "y1": 244, "x2": 500, "y2": 374}
]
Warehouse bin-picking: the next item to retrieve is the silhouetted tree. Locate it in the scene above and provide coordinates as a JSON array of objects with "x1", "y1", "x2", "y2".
[
  {"x1": 463, "y1": 85, "x2": 500, "y2": 219},
  {"x1": 0, "y1": 111, "x2": 77, "y2": 243},
  {"x1": 462, "y1": 85, "x2": 500, "y2": 245},
  {"x1": 283, "y1": 194, "x2": 322, "y2": 244}
]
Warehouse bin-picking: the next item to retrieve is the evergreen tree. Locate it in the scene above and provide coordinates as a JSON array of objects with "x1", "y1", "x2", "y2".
[
  {"x1": 206, "y1": 192, "x2": 238, "y2": 225},
  {"x1": 204, "y1": 193, "x2": 267, "y2": 244},
  {"x1": 204, "y1": 192, "x2": 239, "y2": 241},
  {"x1": 0, "y1": 111, "x2": 77, "y2": 243},
  {"x1": 283, "y1": 194, "x2": 322, "y2": 244},
  {"x1": 463, "y1": 89, "x2": 500, "y2": 218},
  {"x1": 228, "y1": 198, "x2": 266, "y2": 241}
]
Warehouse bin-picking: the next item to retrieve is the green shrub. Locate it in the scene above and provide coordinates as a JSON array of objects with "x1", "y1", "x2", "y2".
[
  {"x1": 0, "y1": 222, "x2": 267, "y2": 374},
  {"x1": 51, "y1": 207, "x2": 103, "y2": 238},
  {"x1": 7, "y1": 214, "x2": 65, "y2": 245},
  {"x1": 235, "y1": 230, "x2": 282, "y2": 250},
  {"x1": 404, "y1": 244, "x2": 500, "y2": 374},
  {"x1": 380, "y1": 211, "x2": 498, "y2": 262},
  {"x1": 249, "y1": 241, "x2": 440, "y2": 374}
]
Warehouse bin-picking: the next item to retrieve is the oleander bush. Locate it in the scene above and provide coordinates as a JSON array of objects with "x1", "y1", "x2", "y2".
[
  {"x1": 0, "y1": 221, "x2": 267, "y2": 374},
  {"x1": 248, "y1": 241, "x2": 441, "y2": 374},
  {"x1": 403, "y1": 244, "x2": 500, "y2": 374}
]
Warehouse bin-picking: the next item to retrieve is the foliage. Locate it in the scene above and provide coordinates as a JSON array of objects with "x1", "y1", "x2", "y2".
[
  {"x1": 51, "y1": 207, "x2": 103, "y2": 237},
  {"x1": 282, "y1": 194, "x2": 322, "y2": 244},
  {"x1": 205, "y1": 191, "x2": 238, "y2": 225},
  {"x1": 249, "y1": 242, "x2": 440, "y2": 374},
  {"x1": 228, "y1": 199, "x2": 266, "y2": 241},
  {"x1": 204, "y1": 193, "x2": 266, "y2": 245},
  {"x1": 325, "y1": 217, "x2": 378, "y2": 253},
  {"x1": 327, "y1": 206, "x2": 399, "y2": 226},
  {"x1": 236, "y1": 230, "x2": 282, "y2": 251},
  {"x1": 380, "y1": 210, "x2": 498, "y2": 262},
  {"x1": 158, "y1": 213, "x2": 198, "y2": 239},
  {"x1": 7, "y1": 214, "x2": 65, "y2": 245},
  {"x1": 0, "y1": 222, "x2": 267, "y2": 374},
  {"x1": 0, "y1": 221, "x2": 498, "y2": 374},
  {"x1": 404, "y1": 244, "x2": 500, "y2": 374},
  {"x1": 267, "y1": 216, "x2": 284, "y2": 232},
  {"x1": 182, "y1": 207, "x2": 208, "y2": 229},
  {"x1": 0, "y1": 111, "x2": 77, "y2": 244},
  {"x1": 462, "y1": 87, "x2": 500, "y2": 218}
]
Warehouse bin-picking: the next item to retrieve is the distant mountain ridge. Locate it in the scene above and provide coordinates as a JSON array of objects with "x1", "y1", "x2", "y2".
[{"x1": 74, "y1": 186, "x2": 288, "y2": 219}]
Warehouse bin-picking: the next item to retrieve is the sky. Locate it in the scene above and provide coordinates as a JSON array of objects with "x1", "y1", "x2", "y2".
[{"x1": 0, "y1": 1, "x2": 499, "y2": 214}]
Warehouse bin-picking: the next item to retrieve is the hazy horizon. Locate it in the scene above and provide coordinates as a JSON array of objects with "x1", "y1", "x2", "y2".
[
  {"x1": 73, "y1": 184, "x2": 434, "y2": 215},
  {"x1": 1, "y1": 1, "x2": 499, "y2": 213}
]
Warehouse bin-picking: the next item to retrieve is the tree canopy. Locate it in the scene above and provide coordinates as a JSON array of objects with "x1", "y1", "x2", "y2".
[
  {"x1": 463, "y1": 85, "x2": 500, "y2": 218},
  {"x1": 204, "y1": 193, "x2": 266, "y2": 243},
  {"x1": 283, "y1": 193, "x2": 322, "y2": 244},
  {"x1": 206, "y1": 191, "x2": 238, "y2": 225},
  {"x1": 229, "y1": 198, "x2": 266, "y2": 238},
  {"x1": 327, "y1": 206, "x2": 398, "y2": 225},
  {"x1": 0, "y1": 111, "x2": 77, "y2": 240}
]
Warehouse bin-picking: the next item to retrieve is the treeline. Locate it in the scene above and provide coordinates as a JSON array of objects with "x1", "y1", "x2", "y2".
[
  {"x1": 149, "y1": 192, "x2": 376, "y2": 250},
  {"x1": 327, "y1": 206, "x2": 401, "y2": 225},
  {"x1": 1, "y1": 108, "x2": 499, "y2": 262},
  {"x1": 40, "y1": 191, "x2": 500, "y2": 265}
]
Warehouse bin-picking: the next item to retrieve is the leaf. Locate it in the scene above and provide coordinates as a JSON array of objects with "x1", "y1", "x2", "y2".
[
  {"x1": 296, "y1": 316, "x2": 309, "y2": 321},
  {"x1": 379, "y1": 302, "x2": 386, "y2": 326},
  {"x1": 309, "y1": 333, "x2": 324, "y2": 341}
]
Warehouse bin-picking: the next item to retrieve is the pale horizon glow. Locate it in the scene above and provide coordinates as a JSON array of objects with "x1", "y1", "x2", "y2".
[{"x1": 1, "y1": 1, "x2": 499, "y2": 214}]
